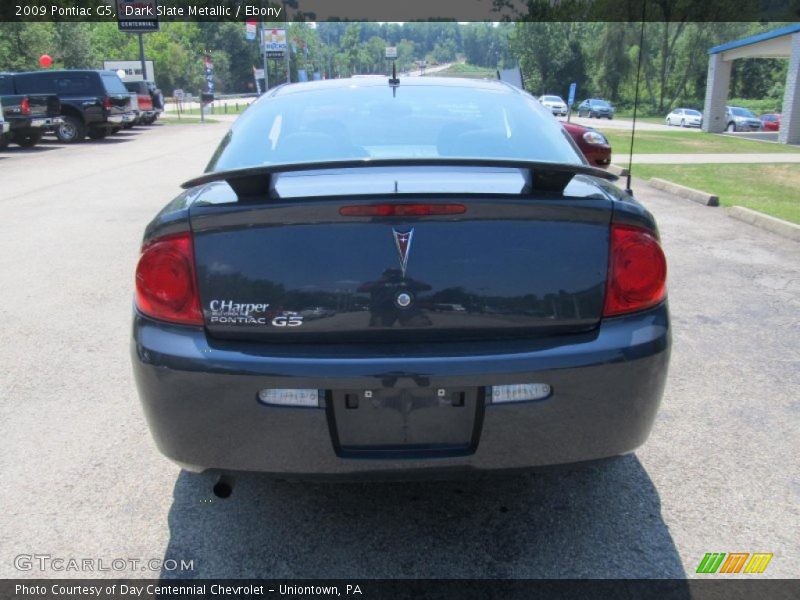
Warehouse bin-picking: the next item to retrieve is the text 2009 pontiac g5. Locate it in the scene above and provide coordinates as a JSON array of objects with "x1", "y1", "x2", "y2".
[{"x1": 131, "y1": 77, "x2": 670, "y2": 477}]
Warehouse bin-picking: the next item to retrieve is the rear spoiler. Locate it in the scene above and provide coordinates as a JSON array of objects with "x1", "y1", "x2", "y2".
[{"x1": 181, "y1": 158, "x2": 617, "y2": 200}]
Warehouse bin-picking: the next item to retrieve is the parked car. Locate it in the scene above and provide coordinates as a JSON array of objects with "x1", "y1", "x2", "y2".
[
  {"x1": 759, "y1": 113, "x2": 781, "y2": 131},
  {"x1": 0, "y1": 99, "x2": 9, "y2": 149},
  {"x1": 125, "y1": 92, "x2": 140, "y2": 129},
  {"x1": 665, "y1": 108, "x2": 702, "y2": 128},
  {"x1": 132, "y1": 77, "x2": 670, "y2": 480},
  {"x1": 725, "y1": 106, "x2": 762, "y2": 132},
  {"x1": 125, "y1": 81, "x2": 159, "y2": 125},
  {"x1": 562, "y1": 121, "x2": 611, "y2": 168},
  {"x1": 10, "y1": 69, "x2": 134, "y2": 142},
  {"x1": 577, "y1": 98, "x2": 615, "y2": 119},
  {"x1": 145, "y1": 80, "x2": 165, "y2": 115},
  {"x1": 0, "y1": 73, "x2": 63, "y2": 148},
  {"x1": 538, "y1": 94, "x2": 568, "y2": 116}
]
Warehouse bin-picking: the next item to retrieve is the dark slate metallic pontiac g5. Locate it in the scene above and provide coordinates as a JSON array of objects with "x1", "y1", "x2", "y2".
[{"x1": 131, "y1": 77, "x2": 670, "y2": 478}]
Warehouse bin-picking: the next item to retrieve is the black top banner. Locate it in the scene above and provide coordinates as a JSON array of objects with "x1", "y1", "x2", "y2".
[{"x1": 1, "y1": 0, "x2": 799, "y2": 22}]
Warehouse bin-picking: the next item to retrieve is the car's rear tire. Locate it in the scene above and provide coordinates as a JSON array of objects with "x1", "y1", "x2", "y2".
[
  {"x1": 726, "y1": 122, "x2": 736, "y2": 132},
  {"x1": 88, "y1": 127, "x2": 107, "y2": 140},
  {"x1": 55, "y1": 116, "x2": 85, "y2": 143},
  {"x1": 13, "y1": 130, "x2": 44, "y2": 148}
]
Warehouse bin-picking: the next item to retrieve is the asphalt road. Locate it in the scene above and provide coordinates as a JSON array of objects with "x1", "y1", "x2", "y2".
[
  {"x1": 560, "y1": 115, "x2": 690, "y2": 132},
  {"x1": 0, "y1": 123, "x2": 798, "y2": 579}
]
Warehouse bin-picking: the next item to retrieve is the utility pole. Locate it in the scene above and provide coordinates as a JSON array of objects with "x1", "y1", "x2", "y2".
[
  {"x1": 138, "y1": 33, "x2": 147, "y2": 81},
  {"x1": 283, "y1": 1, "x2": 290, "y2": 83},
  {"x1": 261, "y1": 22, "x2": 269, "y2": 92}
]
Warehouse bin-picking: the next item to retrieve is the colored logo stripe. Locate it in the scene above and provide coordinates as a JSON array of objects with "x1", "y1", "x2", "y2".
[
  {"x1": 697, "y1": 552, "x2": 773, "y2": 574},
  {"x1": 744, "y1": 553, "x2": 773, "y2": 574},
  {"x1": 719, "y1": 553, "x2": 749, "y2": 573},
  {"x1": 697, "y1": 553, "x2": 726, "y2": 574}
]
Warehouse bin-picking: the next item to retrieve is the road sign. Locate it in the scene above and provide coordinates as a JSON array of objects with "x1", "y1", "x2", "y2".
[
  {"x1": 385, "y1": 46, "x2": 398, "y2": 60},
  {"x1": 568, "y1": 82, "x2": 577, "y2": 106},
  {"x1": 117, "y1": 0, "x2": 159, "y2": 33},
  {"x1": 103, "y1": 59, "x2": 154, "y2": 82},
  {"x1": 173, "y1": 89, "x2": 184, "y2": 100},
  {"x1": 262, "y1": 28, "x2": 287, "y2": 52}
]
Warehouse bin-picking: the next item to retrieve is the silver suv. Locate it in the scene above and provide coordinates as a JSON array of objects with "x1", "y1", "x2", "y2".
[{"x1": 725, "y1": 106, "x2": 762, "y2": 132}]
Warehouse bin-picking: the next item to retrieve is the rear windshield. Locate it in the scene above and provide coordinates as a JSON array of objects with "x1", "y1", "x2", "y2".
[
  {"x1": 590, "y1": 100, "x2": 610, "y2": 107},
  {"x1": 730, "y1": 107, "x2": 755, "y2": 118},
  {"x1": 101, "y1": 73, "x2": 128, "y2": 94},
  {"x1": 15, "y1": 72, "x2": 99, "y2": 96},
  {"x1": 543, "y1": 96, "x2": 563, "y2": 102},
  {"x1": 0, "y1": 75, "x2": 13, "y2": 95},
  {"x1": 208, "y1": 83, "x2": 582, "y2": 171}
]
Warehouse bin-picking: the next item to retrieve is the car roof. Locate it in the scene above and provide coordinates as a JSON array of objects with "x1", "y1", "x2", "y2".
[
  {"x1": 269, "y1": 76, "x2": 522, "y2": 97},
  {"x1": 12, "y1": 69, "x2": 110, "y2": 77}
]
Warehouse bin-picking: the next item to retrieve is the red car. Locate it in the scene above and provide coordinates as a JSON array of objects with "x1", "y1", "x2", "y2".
[
  {"x1": 759, "y1": 113, "x2": 781, "y2": 132},
  {"x1": 562, "y1": 121, "x2": 612, "y2": 168}
]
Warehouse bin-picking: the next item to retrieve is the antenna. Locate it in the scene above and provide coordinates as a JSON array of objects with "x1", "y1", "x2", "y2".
[{"x1": 626, "y1": 2, "x2": 647, "y2": 195}]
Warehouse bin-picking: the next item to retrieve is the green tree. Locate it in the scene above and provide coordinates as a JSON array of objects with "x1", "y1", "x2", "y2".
[{"x1": 0, "y1": 23, "x2": 55, "y2": 71}]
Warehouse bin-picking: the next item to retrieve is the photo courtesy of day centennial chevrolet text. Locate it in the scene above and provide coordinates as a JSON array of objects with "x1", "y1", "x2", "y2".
[{"x1": 131, "y1": 76, "x2": 670, "y2": 478}]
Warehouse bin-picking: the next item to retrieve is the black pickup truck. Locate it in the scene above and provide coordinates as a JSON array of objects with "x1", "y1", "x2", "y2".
[
  {"x1": 7, "y1": 70, "x2": 133, "y2": 143},
  {"x1": 0, "y1": 73, "x2": 63, "y2": 148}
]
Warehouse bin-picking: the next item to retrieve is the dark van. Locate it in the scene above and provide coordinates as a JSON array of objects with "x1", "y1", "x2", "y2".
[{"x1": 10, "y1": 70, "x2": 133, "y2": 142}]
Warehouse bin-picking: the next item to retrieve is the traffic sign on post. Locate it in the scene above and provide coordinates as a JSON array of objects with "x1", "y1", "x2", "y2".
[{"x1": 567, "y1": 82, "x2": 577, "y2": 122}]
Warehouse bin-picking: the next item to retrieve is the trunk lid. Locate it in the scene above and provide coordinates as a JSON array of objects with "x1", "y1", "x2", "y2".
[{"x1": 188, "y1": 169, "x2": 612, "y2": 343}]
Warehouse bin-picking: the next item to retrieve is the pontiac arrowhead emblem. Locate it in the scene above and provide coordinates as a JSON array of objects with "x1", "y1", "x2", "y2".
[{"x1": 392, "y1": 228, "x2": 414, "y2": 277}]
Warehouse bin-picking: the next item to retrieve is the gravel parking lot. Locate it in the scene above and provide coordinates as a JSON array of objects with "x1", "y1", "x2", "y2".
[{"x1": 0, "y1": 124, "x2": 797, "y2": 579}]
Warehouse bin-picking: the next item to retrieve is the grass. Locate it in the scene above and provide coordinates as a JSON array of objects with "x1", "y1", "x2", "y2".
[
  {"x1": 632, "y1": 164, "x2": 800, "y2": 224},
  {"x1": 611, "y1": 114, "x2": 667, "y2": 124},
  {"x1": 427, "y1": 63, "x2": 496, "y2": 78},
  {"x1": 598, "y1": 129, "x2": 800, "y2": 155}
]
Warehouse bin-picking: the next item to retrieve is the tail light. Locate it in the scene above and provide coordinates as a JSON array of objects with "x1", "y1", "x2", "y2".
[
  {"x1": 603, "y1": 224, "x2": 667, "y2": 317},
  {"x1": 135, "y1": 232, "x2": 203, "y2": 326},
  {"x1": 19, "y1": 97, "x2": 30, "y2": 116},
  {"x1": 102, "y1": 96, "x2": 113, "y2": 110}
]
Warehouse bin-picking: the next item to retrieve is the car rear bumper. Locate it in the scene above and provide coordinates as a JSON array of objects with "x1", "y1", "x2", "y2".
[
  {"x1": 30, "y1": 116, "x2": 64, "y2": 128},
  {"x1": 132, "y1": 304, "x2": 670, "y2": 476},
  {"x1": 8, "y1": 116, "x2": 64, "y2": 131},
  {"x1": 583, "y1": 145, "x2": 612, "y2": 167}
]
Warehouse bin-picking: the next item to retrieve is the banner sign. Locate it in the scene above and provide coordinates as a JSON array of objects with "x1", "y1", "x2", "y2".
[
  {"x1": 245, "y1": 20, "x2": 257, "y2": 40},
  {"x1": 203, "y1": 55, "x2": 214, "y2": 94}
]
